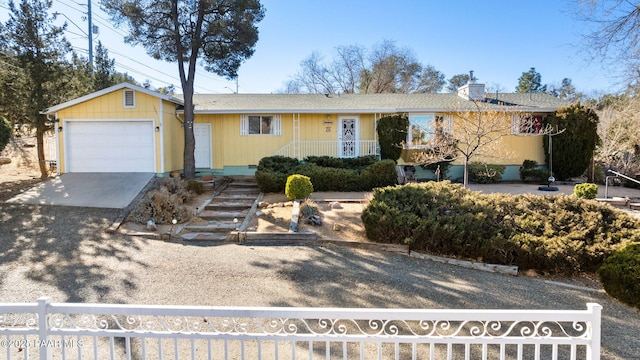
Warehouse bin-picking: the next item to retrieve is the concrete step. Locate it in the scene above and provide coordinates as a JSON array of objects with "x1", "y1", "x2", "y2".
[
  {"x1": 182, "y1": 221, "x2": 237, "y2": 233},
  {"x1": 179, "y1": 176, "x2": 260, "y2": 243},
  {"x1": 214, "y1": 194, "x2": 259, "y2": 201},
  {"x1": 181, "y1": 232, "x2": 229, "y2": 242},
  {"x1": 205, "y1": 200, "x2": 254, "y2": 210},
  {"x1": 220, "y1": 188, "x2": 260, "y2": 195},
  {"x1": 199, "y1": 210, "x2": 249, "y2": 220}
]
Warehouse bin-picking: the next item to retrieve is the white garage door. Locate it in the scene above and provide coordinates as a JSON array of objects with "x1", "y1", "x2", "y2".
[{"x1": 66, "y1": 121, "x2": 154, "y2": 172}]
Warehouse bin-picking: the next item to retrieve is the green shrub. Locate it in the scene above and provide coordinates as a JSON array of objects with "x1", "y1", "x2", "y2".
[
  {"x1": 256, "y1": 156, "x2": 405, "y2": 193},
  {"x1": 186, "y1": 180, "x2": 204, "y2": 195},
  {"x1": 519, "y1": 160, "x2": 548, "y2": 183},
  {"x1": 598, "y1": 243, "x2": 640, "y2": 309},
  {"x1": 574, "y1": 183, "x2": 598, "y2": 199},
  {"x1": 255, "y1": 170, "x2": 288, "y2": 193},
  {"x1": 300, "y1": 199, "x2": 319, "y2": 218},
  {"x1": 305, "y1": 155, "x2": 378, "y2": 170},
  {"x1": 468, "y1": 163, "x2": 506, "y2": 184},
  {"x1": 377, "y1": 114, "x2": 409, "y2": 161},
  {"x1": 285, "y1": 174, "x2": 314, "y2": 200},
  {"x1": 361, "y1": 181, "x2": 640, "y2": 275},
  {"x1": 340, "y1": 156, "x2": 379, "y2": 169},
  {"x1": 361, "y1": 159, "x2": 397, "y2": 189},
  {"x1": 543, "y1": 103, "x2": 600, "y2": 181},
  {"x1": 304, "y1": 156, "x2": 344, "y2": 169},
  {"x1": 257, "y1": 156, "x2": 300, "y2": 173}
]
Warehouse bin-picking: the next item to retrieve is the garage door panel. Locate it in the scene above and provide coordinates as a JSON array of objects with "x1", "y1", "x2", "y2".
[{"x1": 66, "y1": 121, "x2": 154, "y2": 173}]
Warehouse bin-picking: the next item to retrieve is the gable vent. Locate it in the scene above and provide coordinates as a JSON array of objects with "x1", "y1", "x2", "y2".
[{"x1": 124, "y1": 90, "x2": 136, "y2": 108}]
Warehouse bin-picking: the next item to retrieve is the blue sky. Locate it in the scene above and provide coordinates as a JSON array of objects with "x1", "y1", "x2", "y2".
[{"x1": 0, "y1": 0, "x2": 620, "y2": 95}]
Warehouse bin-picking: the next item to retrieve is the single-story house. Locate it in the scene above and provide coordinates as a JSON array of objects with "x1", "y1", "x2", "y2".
[{"x1": 43, "y1": 81, "x2": 570, "y2": 180}]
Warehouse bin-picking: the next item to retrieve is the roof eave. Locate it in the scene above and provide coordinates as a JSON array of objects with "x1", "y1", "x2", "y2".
[
  {"x1": 188, "y1": 108, "x2": 403, "y2": 114},
  {"x1": 183, "y1": 106, "x2": 561, "y2": 114},
  {"x1": 43, "y1": 82, "x2": 184, "y2": 114}
]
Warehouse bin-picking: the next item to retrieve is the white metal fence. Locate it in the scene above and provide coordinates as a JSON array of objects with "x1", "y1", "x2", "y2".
[
  {"x1": 273, "y1": 140, "x2": 379, "y2": 160},
  {"x1": 0, "y1": 297, "x2": 601, "y2": 360}
]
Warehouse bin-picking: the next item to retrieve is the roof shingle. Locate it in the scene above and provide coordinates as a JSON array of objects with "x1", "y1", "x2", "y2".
[{"x1": 186, "y1": 93, "x2": 571, "y2": 114}]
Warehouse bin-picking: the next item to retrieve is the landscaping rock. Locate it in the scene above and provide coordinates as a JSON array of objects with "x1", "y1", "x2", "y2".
[
  {"x1": 306, "y1": 215, "x2": 322, "y2": 226},
  {"x1": 329, "y1": 201, "x2": 342, "y2": 209},
  {"x1": 0, "y1": 157, "x2": 11, "y2": 165},
  {"x1": 146, "y1": 220, "x2": 157, "y2": 231}
]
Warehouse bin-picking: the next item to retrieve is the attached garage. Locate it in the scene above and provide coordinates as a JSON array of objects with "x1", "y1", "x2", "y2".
[{"x1": 65, "y1": 120, "x2": 155, "y2": 173}]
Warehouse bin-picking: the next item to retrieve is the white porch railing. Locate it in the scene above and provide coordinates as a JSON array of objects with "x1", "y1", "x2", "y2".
[
  {"x1": 273, "y1": 140, "x2": 379, "y2": 159},
  {"x1": 0, "y1": 297, "x2": 601, "y2": 360}
]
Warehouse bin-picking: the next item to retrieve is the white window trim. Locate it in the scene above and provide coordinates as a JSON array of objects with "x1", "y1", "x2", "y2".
[
  {"x1": 406, "y1": 113, "x2": 452, "y2": 149},
  {"x1": 240, "y1": 114, "x2": 282, "y2": 136},
  {"x1": 511, "y1": 114, "x2": 544, "y2": 135},
  {"x1": 123, "y1": 90, "x2": 136, "y2": 108}
]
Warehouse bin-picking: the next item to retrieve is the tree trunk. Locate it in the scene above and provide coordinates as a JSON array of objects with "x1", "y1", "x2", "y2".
[
  {"x1": 182, "y1": 87, "x2": 196, "y2": 180},
  {"x1": 36, "y1": 126, "x2": 48, "y2": 178},
  {"x1": 463, "y1": 156, "x2": 469, "y2": 188}
]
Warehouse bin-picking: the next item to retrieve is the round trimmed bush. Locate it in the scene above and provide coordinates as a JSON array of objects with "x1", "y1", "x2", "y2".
[
  {"x1": 598, "y1": 243, "x2": 640, "y2": 309},
  {"x1": 285, "y1": 174, "x2": 313, "y2": 200},
  {"x1": 574, "y1": 183, "x2": 598, "y2": 199}
]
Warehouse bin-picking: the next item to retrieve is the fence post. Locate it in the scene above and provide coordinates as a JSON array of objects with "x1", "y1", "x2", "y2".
[
  {"x1": 37, "y1": 297, "x2": 52, "y2": 360},
  {"x1": 587, "y1": 302, "x2": 602, "y2": 360}
]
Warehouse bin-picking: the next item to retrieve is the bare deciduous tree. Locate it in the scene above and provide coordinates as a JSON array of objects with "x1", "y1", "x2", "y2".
[
  {"x1": 282, "y1": 40, "x2": 445, "y2": 94},
  {"x1": 575, "y1": 0, "x2": 640, "y2": 85},
  {"x1": 595, "y1": 92, "x2": 640, "y2": 175},
  {"x1": 412, "y1": 104, "x2": 556, "y2": 187}
]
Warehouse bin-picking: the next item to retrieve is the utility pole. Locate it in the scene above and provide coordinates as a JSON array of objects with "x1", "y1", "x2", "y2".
[{"x1": 87, "y1": 0, "x2": 93, "y2": 69}]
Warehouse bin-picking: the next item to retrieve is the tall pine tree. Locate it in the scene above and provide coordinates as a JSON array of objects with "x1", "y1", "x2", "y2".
[
  {"x1": 0, "y1": 0, "x2": 74, "y2": 177},
  {"x1": 516, "y1": 67, "x2": 547, "y2": 93}
]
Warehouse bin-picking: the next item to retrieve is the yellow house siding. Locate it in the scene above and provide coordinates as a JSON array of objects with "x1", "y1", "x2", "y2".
[
  {"x1": 500, "y1": 135, "x2": 545, "y2": 164},
  {"x1": 57, "y1": 90, "x2": 162, "y2": 119},
  {"x1": 194, "y1": 112, "x2": 380, "y2": 171},
  {"x1": 54, "y1": 89, "x2": 172, "y2": 174},
  {"x1": 195, "y1": 114, "x2": 292, "y2": 170},
  {"x1": 161, "y1": 100, "x2": 184, "y2": 173},
  {"x1": 359, "y1": 114, "x2": 377, "y2": 140},
  {"x1": 299, "y1": 114, "x2": 335, "y2": 141}
]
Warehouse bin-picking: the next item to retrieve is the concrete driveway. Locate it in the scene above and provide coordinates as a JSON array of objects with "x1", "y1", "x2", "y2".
[{"x1": 6, "y1": 173, "x2": 153, "y2": 208}]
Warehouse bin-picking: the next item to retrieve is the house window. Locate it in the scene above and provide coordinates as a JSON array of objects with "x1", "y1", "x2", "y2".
[
  {"x1": 407, "y1": 114, "x2": 452, "y2": 148},
  {"x1": 511, "y1": 114, "x2": 543, "y2": 135},
  {"x1": 240, "y1": 115, "x2": 281, "y2": 135},
  {"x1": 123, "y1": 90, "x2": 136, "y2": 108}
]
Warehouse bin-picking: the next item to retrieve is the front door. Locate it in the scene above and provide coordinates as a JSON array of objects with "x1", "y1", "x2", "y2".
[
  {"x1": 338, "y1": 116, "x2": 359, "y2": 158},
  {"x1": 194, "y1": 123, "x2": 211, "y2": 168}
]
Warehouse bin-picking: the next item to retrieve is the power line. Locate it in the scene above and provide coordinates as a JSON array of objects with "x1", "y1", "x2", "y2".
[
  {"x1": 52, "y1": 1, "x2": 242, "y2": 93},
  {"x1": 73, "y1": 46, "x2": 218, "y2": 93}
]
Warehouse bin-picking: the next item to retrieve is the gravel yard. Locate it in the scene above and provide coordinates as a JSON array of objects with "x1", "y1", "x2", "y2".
[{"x1": 1, "y1": 202, "x2": 639, "y2": 359}]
